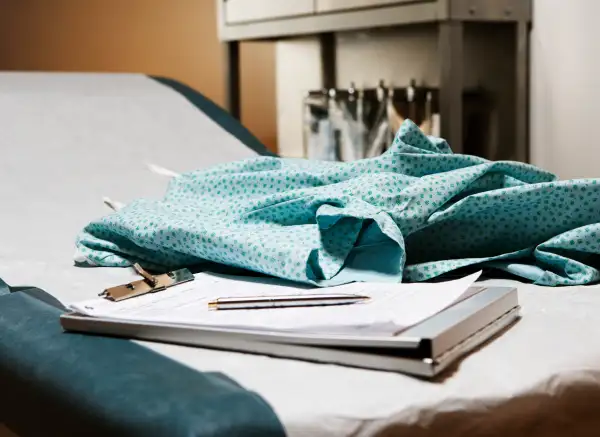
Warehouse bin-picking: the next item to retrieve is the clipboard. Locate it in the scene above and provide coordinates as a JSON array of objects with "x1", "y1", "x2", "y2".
[{"x1": 60, "y1": 285, "x2": 519, "y2": 378}]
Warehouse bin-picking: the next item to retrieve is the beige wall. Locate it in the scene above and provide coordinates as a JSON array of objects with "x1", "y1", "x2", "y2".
[{"x1": 0, "y1": 0, "x2": 277, "y2": 152}]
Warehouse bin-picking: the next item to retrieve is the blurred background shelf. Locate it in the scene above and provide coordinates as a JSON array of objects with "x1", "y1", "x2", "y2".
[{"x1": 218, "y1": 0, "x2": 532, "y2": 162}]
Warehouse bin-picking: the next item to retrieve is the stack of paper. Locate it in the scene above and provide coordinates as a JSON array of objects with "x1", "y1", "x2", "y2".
[{"x1": 70, "y1": 271, "x2": 481, "y2": 336}]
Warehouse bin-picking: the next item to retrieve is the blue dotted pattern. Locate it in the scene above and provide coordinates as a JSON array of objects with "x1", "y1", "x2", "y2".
[{"x1": 76, "y1": 120, "x2": 600, "y2": 286}]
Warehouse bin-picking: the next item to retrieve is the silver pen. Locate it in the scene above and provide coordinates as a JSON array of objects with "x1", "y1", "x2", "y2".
[{"x1": 208, "y1": 293, "x2": 370, "y2": 311}]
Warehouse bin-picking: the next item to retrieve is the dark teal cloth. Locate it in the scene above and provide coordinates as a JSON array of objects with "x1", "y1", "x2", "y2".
[
  {"x1": 0, "y1": 277, "x2": 8, "y2": 296},
  {"x1": 0, "y1": 288, "x2": 285, "y2": 437}
]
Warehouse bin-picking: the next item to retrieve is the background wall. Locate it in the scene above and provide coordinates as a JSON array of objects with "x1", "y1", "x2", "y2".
[
  {"x1": 530, "y1": 0, "x2": 599, "y2": 179},
  {"x1": 1, "y1": 0, "x2": 595, "y2": 178},
  {"x1": 0, "y1": 0, "x2": 278, "y2": 152}
]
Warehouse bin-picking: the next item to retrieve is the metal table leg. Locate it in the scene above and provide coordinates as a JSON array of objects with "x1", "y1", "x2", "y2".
[
  {"x1": 516, "y1": 21, "x2": 530, "y2": 163},
  {"x1": 439, "y1": 21, "x2": 464, "y2": 154},
  {"x1": 224, "y1": 40, "x2": 241, "y2": 119},
  {"x1": 319, "y1": 32, "x2": 337, "y2": 90}
]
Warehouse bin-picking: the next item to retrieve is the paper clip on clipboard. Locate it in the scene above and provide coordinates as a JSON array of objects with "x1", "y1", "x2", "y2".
[{"x1": 99, "y1": 263, "x2": 194, "y2": 302}]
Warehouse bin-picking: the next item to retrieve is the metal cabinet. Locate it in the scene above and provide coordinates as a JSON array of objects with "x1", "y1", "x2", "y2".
[
  {"x1": 224, "y1": 0, "x2": 315, "y2": 24},
  {"x1": 316, "y1": 0, "x2": 429, "y2": 14},
  {"x1": 217, "y1": 0, "x2": 532, "y2": 162}
]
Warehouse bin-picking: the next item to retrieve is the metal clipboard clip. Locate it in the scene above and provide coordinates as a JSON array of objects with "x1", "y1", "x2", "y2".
[{"x1": 99, "y1": 263, "x2": 194, "y2": 302}]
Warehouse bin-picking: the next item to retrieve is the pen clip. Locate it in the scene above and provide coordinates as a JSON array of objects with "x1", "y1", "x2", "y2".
[
  {"x1": 133, "y1": 263, "x2": 158, "y2": 287},
  {"x1": 99, "y1": 265, "x2": 195, "y2": 302}
]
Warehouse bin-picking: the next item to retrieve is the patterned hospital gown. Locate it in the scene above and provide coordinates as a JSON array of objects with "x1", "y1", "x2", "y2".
[{"x1": 76, "y1": 120, "x2": 600, "y2": 286}]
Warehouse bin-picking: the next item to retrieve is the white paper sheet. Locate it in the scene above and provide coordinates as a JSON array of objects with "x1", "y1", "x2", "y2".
[{"x1": 69, "y1": 271, "x2": 481, "y2": 335}]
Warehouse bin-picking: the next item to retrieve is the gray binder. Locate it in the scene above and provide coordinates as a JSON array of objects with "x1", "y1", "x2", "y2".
[{"x1": 61, "y1": 285, "x2": 519, "y2": 378}]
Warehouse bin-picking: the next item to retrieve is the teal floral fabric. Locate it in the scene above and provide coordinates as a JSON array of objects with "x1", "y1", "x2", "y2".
[{"x1": 76, "y1": 120, "x2": 600, "y2": 286}]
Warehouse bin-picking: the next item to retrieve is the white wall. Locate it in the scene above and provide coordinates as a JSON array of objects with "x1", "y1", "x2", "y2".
[{"x1": 531, "y1": 0, "x2": 600, "y2": 179}]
